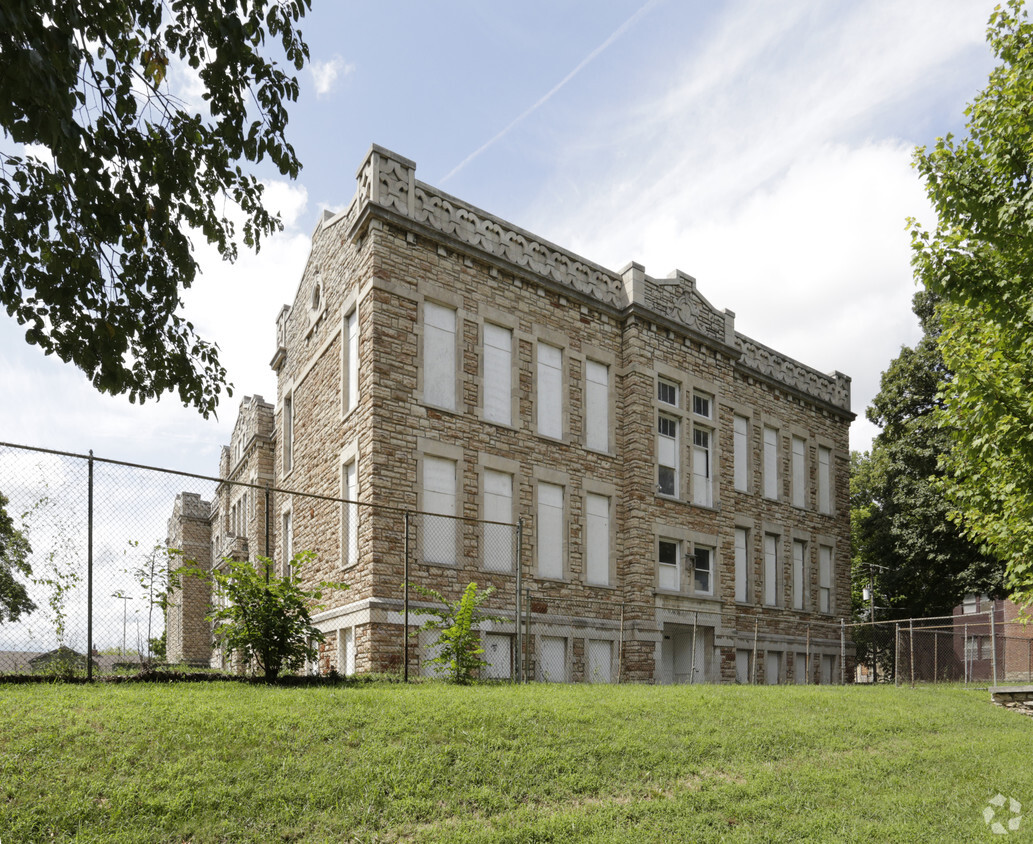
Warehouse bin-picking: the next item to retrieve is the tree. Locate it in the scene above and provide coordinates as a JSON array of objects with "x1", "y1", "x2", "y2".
[
  {"x1": 408, "y1": 581, "x2": 505, "y2": 684},
  {"x1": 0, "y1": 1, "x2": 311, "y2": 416},
  {"x1": 0, "y1": 492, "x2": 35, "y2": 623},
  {"x1": 852, "y1": 291, "x2": 1004, "y2": 620},
  {"x1": 195, "y1": 553, "x2": 343, "y2": 681},
  {"x1": 910, "y1": 0, "x2": 1033, "y2": 606}
]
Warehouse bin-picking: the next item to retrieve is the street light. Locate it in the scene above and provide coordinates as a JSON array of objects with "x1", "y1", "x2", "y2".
[{"x1": 112, "y1": 592, "x2": 132, "y2": 657}]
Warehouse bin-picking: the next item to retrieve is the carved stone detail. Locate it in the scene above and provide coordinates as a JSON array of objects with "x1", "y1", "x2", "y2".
[
  {"x1": 672, "y1": 292, "x2": 698, "y2": 329},
  {"x1": 407, "y1": 185, "x2": 626, "y2": 308},
  {"x1": 736, "y1": 336, "x2": 850, "y2": 410}
]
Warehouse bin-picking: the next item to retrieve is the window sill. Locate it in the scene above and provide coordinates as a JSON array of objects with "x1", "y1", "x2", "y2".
[
  {"x1": 583, "y1": 446, "x2": 615, "y2": 458},
  {"x1": 421, "y1": 401, "x2": 461, "y2": 417},
  {"x1": 535, "y1": 575, "x2": 568, "y2": 585},
  {"x1": 584, "y1": 581, "x2": 616, "y2": 591}
]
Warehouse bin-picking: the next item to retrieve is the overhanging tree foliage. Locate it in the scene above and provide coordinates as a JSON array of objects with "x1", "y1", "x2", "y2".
[
  {"x1": 0, "y1": 1, "x2": 311, "y2": 416},
  {"x1": 910, "y1": 0, "x2": 1033, "y2": 606},
  {"x1": 0, "y1": 491, "x2": 35, "y2": 624},
  {"x1": 851, "y1": 292, "x2": 1004, "y2": 621}
]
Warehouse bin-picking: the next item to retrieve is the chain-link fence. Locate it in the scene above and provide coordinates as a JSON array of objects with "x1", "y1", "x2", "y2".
[{"x1": 849, "y1": 611, "x2": 1033, "y2": 686}]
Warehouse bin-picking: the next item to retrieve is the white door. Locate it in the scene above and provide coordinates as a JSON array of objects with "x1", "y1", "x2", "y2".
[
  {"x1": 483, "y1": 633, "x2": 512, "y2": 680},
  {"x1": 586, "y1": 640, "x2": 612, "y2": 683},
  {"x1": 538, "y1": 636, "x2": 566, "y2": 682}
]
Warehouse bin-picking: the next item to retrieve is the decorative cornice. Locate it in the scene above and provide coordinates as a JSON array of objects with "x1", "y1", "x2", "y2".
[
  {"x1": 350, "y1": 144, "x2": 852, "y2": 415},
  {"x1": 736, "y1": 335, "x2": 851, "y2": 413}
]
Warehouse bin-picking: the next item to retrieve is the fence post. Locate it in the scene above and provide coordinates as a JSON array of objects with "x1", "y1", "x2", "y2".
[
  {"x1": 752, "y1": 619, "x2": 758, "y2": 685},
  {"x1": 894, "y1": 623, "x2": 900, "y2": 687},
  {"x1": 990, "y1": 607, "x2": 998, "y2": 687},
  {"x1": 515, "y1": 518, "x2": 523, "y2": 684},
  {"x1": 618, "y1": 602, "x2": 624, "y2": 685},
  {"x1": 87, "y1": 449, "x2": 94, "y2": 682},
  {"x1": 524, "y1": 587, "x2": 531, "y2": 681},
  {"x1": 909, "y1": 619, "x2": 915, "y2": 688},
  {"x1": 964, "y1": 622, "x2": 969, "y2": 684},
  {"x1": 264, "y1": 486, "x2": 271, "y2": 559},
  {"x1": 403, "y1": 511, "x2": 410, "y2": 684},
  {"x1": 840, "y1": 620, "x2": 846, "y2": 685}
]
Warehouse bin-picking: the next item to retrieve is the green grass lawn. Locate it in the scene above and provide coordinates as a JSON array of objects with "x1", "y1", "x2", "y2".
[{"x1": 0, "y1": 682, "x2": 1029, "y2": 842}]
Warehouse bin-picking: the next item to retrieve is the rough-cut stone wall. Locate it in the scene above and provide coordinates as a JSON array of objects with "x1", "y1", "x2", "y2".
[
  {"x1": 192, "y1": 144, "x2": 854, "y2": 683},
  {"x1": 165, "y1": 492, "x2": 212, "y2": 666}
]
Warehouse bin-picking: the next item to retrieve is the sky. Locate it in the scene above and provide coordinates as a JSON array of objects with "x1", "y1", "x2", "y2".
[{"x1": 0, "y1": 0, "x2": 1002, "y2": 477}]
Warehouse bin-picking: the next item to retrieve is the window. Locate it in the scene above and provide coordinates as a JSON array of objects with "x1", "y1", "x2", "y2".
[
  {"x1": 963, "y1": 594, "x2": 979, "y2": 614},
  {"x1": 424, "y1": 302, "x2": 456, "y2": 410},
  {"x1": 734, "y1": 528, "x2": 749, "y2": 602},
  {"x1": 692, "y1": 428, "x2": 712, "y2": 507},
  {"x1": 763, "y1": 426, "x2": 778, "y2": 499},
  {"x1": 658, "y1": 539, "x2": 680, "y2": 591},
  {"x1": 483, "y1": 323, "x2": 512, "y2": 426},
  {"x1": 283, "y1": 392, "x2": 294, "y2": 474},
  {"x1": 585, "y1": 360, "x2": 609, "y2": 451},
  {"x1": 343, "y1": 308, "x2": 359, "y2": 415},
  {"x1": 483, "y1": 469, "x2": 513, "y2": 572},
  {"x1": 792, "y1": 540, "x2": 806, "y2": 610},
  {"x1": 585, "y1": 493, "x2": 610, "y2": 586},
  {"x1": 282, "y1": 510, "x2": 293, "y2": 578},
  {"x1": 820, "y1": 654, "x2": 837, "y2": 685},
  {"x1": 765, "y1": 650, "x2": 782, "y2": 685},
  {"x1": 423, "y1": 456, "x2": 456, "y2": 565},
  {"x1": 537, "y1": 482, "x2": 564, "y2": 579},
  {"x1": 818, "y1": 446, "x2": 832, "y2": 513},
  {"x1": 733, "y1": 415, "x2": 749, "y2": 492},
  {"x1": 658, "y1": 379, "x2": 679, "y2": 407},
  {"x1": 791, "y1": 436, "x2": 806, "y2": 508},
  {"x1": 693, "y1": 393, "x2": 712, "y2": 419},
  {"x1": 693, "y1": 546, "x2": 713, "y2": 595},
  {"x1": 537, "y1": 342, "x2": 563, "y2": 438},
  {"x1": 764, "y1": 533, "x2": 780, "y2": 606},
  {"x1": 338, "y1": 627, "x2": 355, "y2": 676},
  {"x1": 342, "y1": 459, "x2": 358, "y2": 567},
  {"x1": 819, "y1": 545, "x2": 833, "y2": 613},
  {"x1": 658, "y1": 415, "x2": 678, "y2": 496}
]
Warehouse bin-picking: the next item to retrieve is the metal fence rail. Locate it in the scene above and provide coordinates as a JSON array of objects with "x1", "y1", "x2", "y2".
[{"x1": 848, "y1": 611, "x2": 1033, "y2": 686}]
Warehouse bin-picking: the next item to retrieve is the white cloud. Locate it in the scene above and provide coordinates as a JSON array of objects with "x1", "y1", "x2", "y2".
[
  {"x1": 525, "y1": 0, "x2": 996, "y2": 452},
  {"x1": 310, "y1": 56, "x2": 354, "y2": 97}
]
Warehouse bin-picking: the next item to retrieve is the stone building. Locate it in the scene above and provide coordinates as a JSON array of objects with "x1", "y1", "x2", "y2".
[{"x1": 167, "y1": 144, "x2": 854, "y2": 683}]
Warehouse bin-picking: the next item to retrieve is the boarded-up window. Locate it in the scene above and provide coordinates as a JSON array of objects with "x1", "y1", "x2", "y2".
[
  {"x1": 342, "y1": 459, "x2": 358, "y2": 566},
  {"x1": 763, "y1": 426, "x2": 778, "y2": 499},
  {"x1": 585, "y1": 360, "x2": 609, "y2": 451},
  {"x1": 734, "y1": 415, "x2": 749, "y2": 491},
  {"x1": 585, "y1": 493, "x2": 610, "y2": 586},
  {"x1": 734, "y1": 528, "x2": 749, "y2": 603},
  {"x1": 764, "y1": 533, "x2": 779, "y2": 607},
  {"x1": 587, "y1": 640, "x2": 613, "y2": 683},
  {"x1": 344, "y1": 308, "x2": 359, "y2": 414},
  {"x1": 482, "y1": 469, "x2": 513, "y2": 572},
  {"x1": 537, "y1": 342, "x2": 562, "y2": 438},
  {"x1": 483, "y1": 323, "x2": 512, "y2": 425},
  {"x1": 792, "y1": 539, "x2": 805, "y2": 610},
  {"x1": 538, "y1": 636, "x2": 566, "y2": 682},
  {"x1": 791, "y1": 436, "x2": 805, "y2": 508},
  {"x1": 537, "y1": 482, "x2": 563, "y2": 579},
  {"x1": 424, "y1": 302, "x2": 456, "y2": 410},
  {"x1": 819, "y1": 545, "x2": 833, "y2": 613},
  {"x1": 818, "y1": 446, "x2": 832, "y2": 513},
  {"x1": 423, "y1": 456, "x2": 456, "y2": 565}
]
